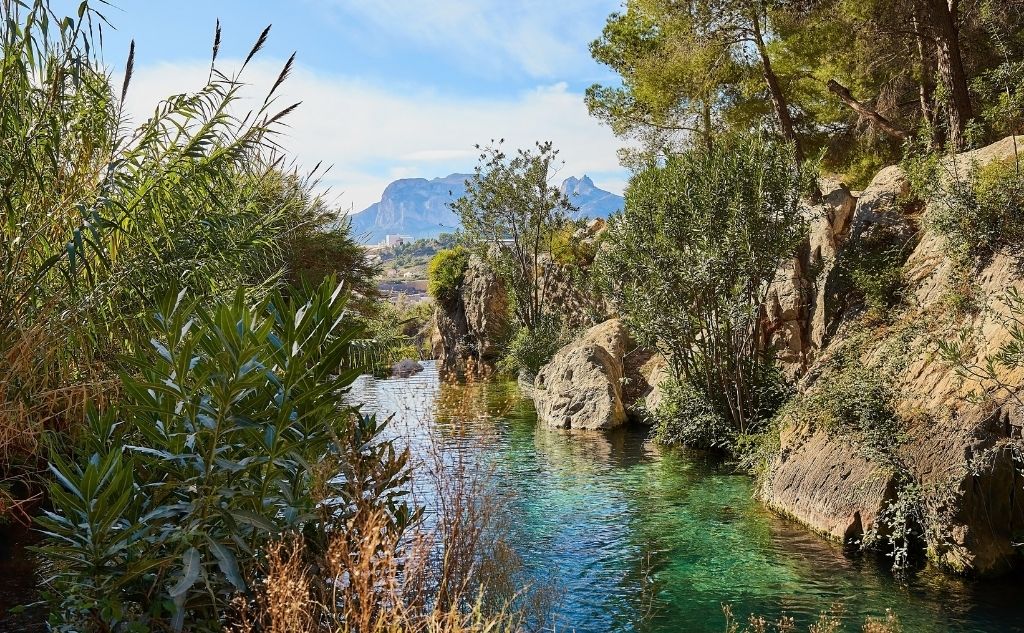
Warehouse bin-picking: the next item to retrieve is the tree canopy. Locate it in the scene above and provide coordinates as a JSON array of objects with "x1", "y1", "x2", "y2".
[{"x1": 589, "y1": 0, "x2": 1024, "y2": 183}]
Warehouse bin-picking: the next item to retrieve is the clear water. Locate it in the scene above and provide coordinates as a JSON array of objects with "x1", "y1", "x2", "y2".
[{"x1": 350, "y1": 361, "x2": 1024, "y2": 633}]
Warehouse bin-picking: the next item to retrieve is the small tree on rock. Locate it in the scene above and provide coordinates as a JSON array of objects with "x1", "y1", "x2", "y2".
[
  {"x1": 600, "y1": 133, "x2": 811, "y2": 440},
  {"x1": 451, "y1": 141, "x2": 575, "y2": 332}
]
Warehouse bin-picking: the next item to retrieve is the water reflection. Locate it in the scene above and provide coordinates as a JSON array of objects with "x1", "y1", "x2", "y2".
[{"x1": 355, "y1": 361, "x2": 1024, "y2": 633}]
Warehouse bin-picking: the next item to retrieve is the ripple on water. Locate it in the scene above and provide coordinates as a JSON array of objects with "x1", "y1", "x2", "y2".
[{"x1": 362, "y1": 362, "x2": 1024, "y2": 633}]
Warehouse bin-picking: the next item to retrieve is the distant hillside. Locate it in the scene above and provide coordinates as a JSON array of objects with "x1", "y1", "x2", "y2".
[{"x1": 349, "y1": 173, "x2": 623, "y2": 244}]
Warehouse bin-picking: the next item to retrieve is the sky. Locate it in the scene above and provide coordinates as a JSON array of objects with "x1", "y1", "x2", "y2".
[{"x1": 83, "y1": 1, "x2": 628, "y2": 213}]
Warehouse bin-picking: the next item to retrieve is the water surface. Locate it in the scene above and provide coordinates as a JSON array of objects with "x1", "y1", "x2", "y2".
[{"x1": 350, "y1": 361, "x2": 1024, "y2": 633}]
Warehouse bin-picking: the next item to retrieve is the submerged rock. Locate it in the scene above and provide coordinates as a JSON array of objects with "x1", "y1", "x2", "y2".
[{"x1": 391, "y1": 358, "x2": 424, "y2": 378}]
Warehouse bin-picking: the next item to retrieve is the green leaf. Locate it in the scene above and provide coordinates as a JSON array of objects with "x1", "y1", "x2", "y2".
[{"x1": 168, "y1": 547, "x2": 201, "y2": 598}]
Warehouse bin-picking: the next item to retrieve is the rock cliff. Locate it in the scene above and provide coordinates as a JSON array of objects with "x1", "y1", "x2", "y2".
[
  {"x1": 433, "y1": 255, "x2": 509, "y2": 375},
  {"x1": 762, "y1": 136, "x2": 1024, "y2": 576}
]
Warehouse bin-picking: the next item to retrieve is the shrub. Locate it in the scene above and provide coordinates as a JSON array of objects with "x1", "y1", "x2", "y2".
[
  {"x1": 599, "y1": 134, "x2": 811, "y2": 436},
  {"x1": 907, "y1": 151, "x2": 1024, "y2": 262},
  {"x1": 37, "y1": 280, "x2": 415, "y2": 632},
  {"x1": 837, "y1": 230, "x2": 908, "y2": 318},
  {"x1": 652, "y1": 378, "x2": 732, "y2": 449},
  {"x1": 428, "y1": 246, "x2": 471, "y2": 302},
  {"x1": 497, "y1": 317, "x2": 568, "y2": 376},
  {"x1": 0, "y1": 2, "x2": 307, "y2": 518}
]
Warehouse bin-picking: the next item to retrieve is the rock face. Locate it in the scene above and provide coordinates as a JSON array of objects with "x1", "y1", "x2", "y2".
[
  {"x1": 761, "y1": 136, "x2": 1024, "y2": 576},
  {"x1": 533, "y1": 319, "x2": 632, "y2": 430},
  {"x1": 434, "y1": 256, "x2": 508, "y2": 375},
  {"x1": 531, "y1": 318, "x2": 665, "y2": 430}
]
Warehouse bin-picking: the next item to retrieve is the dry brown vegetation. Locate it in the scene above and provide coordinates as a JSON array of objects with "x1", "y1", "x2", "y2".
[
  {"x1": 230, "y1": 377, "x2": 554, "y2": 633},
  {"x1": 723, "y1": 605, "x2": 902, "y2": 633}
]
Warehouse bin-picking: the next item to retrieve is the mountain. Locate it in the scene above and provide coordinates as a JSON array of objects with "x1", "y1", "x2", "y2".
[
  {"x1": 349, "y1": 173, "x2": 623, "y2": 244},
  {"x1": 559, "y1": 175, "x2": 624, "y2": 219}
]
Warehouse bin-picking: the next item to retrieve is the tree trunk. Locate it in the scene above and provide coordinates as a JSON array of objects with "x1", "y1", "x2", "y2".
[
  {"x1": 827, "y1": 79, "x2": 910, "y2": 140},
  {"x1": 749, "y1": 10, "x2": 805, "y2": 163},
  {"x1": 926, "y1": 0, "x2": 973, "y2": 148},
  {"x1": 912, "y1": 12, "x2": 939, "y2": 144}
]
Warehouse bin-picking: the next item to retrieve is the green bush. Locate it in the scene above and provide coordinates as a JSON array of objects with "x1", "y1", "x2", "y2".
[
  {"x1": 428, "y1": 246, "x2": 470, "y2": 302},
  {"x1": 599, "y1": 134, "x2": 810, "y2": 436},
  {"x1": 908, "y1": 152, "x2": 1024, "y2": 262},
  {"x1": 652, "y1": 378, "x2": 733, "y2": 449},
  {"x1": 498, "y1": 317, "x2": 568, "y2": 376},
  {"x1": 783, "y1": 351, "x2": 902, "y2": 467},
  {"x1": 37, "y1": 280, "x2": 415, "y2": 632},
  {"x1": 838, "y1": 230, "x2": 908, "y2": 317}
]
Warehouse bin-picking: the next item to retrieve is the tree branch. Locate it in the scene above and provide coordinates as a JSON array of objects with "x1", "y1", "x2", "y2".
[{"x1": 826, "y1": 79, "x2": 911, "y2": 141}]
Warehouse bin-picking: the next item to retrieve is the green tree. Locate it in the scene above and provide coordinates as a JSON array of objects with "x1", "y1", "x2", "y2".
[
  {"x1": 588, "y1": 0, "x2": 807, "y2": 161},
  {"x1": 451, "y1": 141, "x2": 574, "y2": 332},
  {"x1": 599, "y1": 134, "x2": 809, "y2": 437}
]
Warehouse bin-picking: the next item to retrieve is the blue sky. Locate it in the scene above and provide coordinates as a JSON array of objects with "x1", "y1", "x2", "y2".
[{"x1": 87, "y1": 1, "x2": 628, "y2": 212}]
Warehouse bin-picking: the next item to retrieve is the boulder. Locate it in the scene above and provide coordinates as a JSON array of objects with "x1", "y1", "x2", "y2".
[
  {"x1": 391, "y1": 358, "x2": 424, "y2": 378},
  {"x1": 533, "y1": 319, "x2": 632, "y2": 430}
]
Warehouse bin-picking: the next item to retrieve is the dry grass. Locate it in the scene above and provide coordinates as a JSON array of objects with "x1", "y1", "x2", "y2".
[
  {"x1": 723, "y1": 605, "x2": 901, "y2": 633},
  {"x1": 230, "y1": 373, "x2": 553, "y2": 633},
  {"x1": 0, "y1": 318, "x2": 118, "y2": 522}
]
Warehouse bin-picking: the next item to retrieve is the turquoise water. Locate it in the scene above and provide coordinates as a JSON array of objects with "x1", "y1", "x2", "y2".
[{"x1": 351, "y1": 362, "x2": 1024, "y2": 633}]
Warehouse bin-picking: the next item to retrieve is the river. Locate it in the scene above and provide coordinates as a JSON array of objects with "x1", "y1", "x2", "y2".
[
  {"x1": 349, "y1": 361, "x2": 1024, "y2": 633},
  {"x1": 2, "y1": 361, "x2": 1022, "y2": 632}
]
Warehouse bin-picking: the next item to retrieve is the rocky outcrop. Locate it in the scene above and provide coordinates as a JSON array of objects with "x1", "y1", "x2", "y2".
[
  {"x1": 531, "y1": 318, "x2": 665, "y2": 430},
  {"x1": 765, "y1": 426, "x2": 895, "y2": 547},
  {"x1": 533, "y1": 319, "x2": 631, "y2": 430},
  {"x1": 761, "y1": 136, "x2": 1024, "y2": 576},
  {"x1": 434, "y1": 256, "x2": 508, "y2": 375}
]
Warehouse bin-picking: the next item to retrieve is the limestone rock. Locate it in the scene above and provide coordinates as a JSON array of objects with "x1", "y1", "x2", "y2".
[
  {"x1": 433, "y1": 255, "x2": 508, "y2": 375},
  {"x1": 534, "y1": 343, "x2": 627, "y2": 430},
  {"x1": 762, "y1": 136, "x2": 1024, "y2": 576},
  {"x1": 533, "y1": 319, "x2": 632, "y2": 430},
  {"x1": 764, "y1": 427, "x2": 894, "y2": 546}
]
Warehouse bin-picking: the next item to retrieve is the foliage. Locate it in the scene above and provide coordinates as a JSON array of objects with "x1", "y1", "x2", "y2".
[
  {"x1": 231, "y1": 381, "x2": 557, "y2": 633},
  {"x1": 265, "y1": 169, "x2": 381, "y2": 305},
  {"x1": 0, "y1": 1, "x2": 309, "y2": 517},
  {"x1": 781, "y1": 352, "x2": 903, "y2": 467},
  {"x1": 36, "y1": 281, "x2": 415, "y2": 632},
  {"x1": 549, "y1": 220, "x2": 597, "y2": 267},
  {"x1": 497, "y1": 316, "x2": 569, "y2": 376},
  {"x1": 939, "y1": 286, "x2": 1024, "y2": 413},
  {"x1": 599, "y1": 134, "x2": 810, "y2": 436},
  {"x1": 907, "y1": 150, "x2": 1024, "y2": 262},
  {"x1": 428, "y1": 246, "x2": 470, "y2": 303},
  {"x1": 836, "y1": 229, "x2": 908, "y2": 318},
  {"x1": 451, "y1": 141, "x2": 574, "y2": 331},
  {"x1": 355, "y1": 298, "x2": 433, "y2": 374},
  {"x1": 588, "y1": 0, "x2": 1024, "y2": 173},
  {"x1": 652, "y1": 378, "x2": 733, "y2": 450}
]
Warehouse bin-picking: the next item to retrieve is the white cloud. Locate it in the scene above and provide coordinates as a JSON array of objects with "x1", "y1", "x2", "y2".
[
  {"x1": 120, "y1": 59, "x2": 628, "y2": 213},
  {"x1": 307, "y1": 0, "x2": 618, "y2": 80}
]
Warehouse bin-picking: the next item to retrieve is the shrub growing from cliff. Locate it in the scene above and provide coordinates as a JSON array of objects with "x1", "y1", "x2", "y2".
[
  {"x1": 451, "y1": 141, "x2": 573, "y2": 331},
  {"x1": 428, "y1": 246, "x2": 470, "y2": 302},
  {"x1": 907, "y1": 149, "x2": 1024, "y2": 263},
  {"x1": 600, "y1": 134, "x2": 810, "y2": 439}
]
